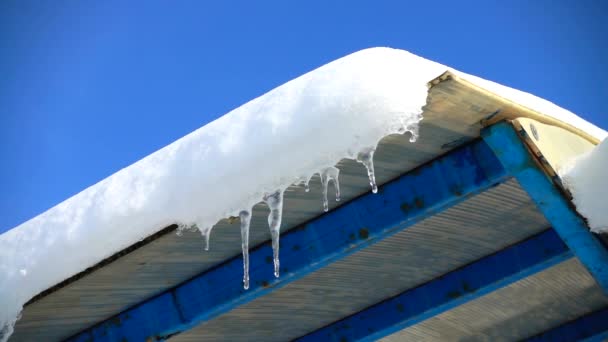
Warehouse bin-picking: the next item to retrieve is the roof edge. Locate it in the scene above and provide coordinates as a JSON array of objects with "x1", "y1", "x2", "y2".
[
  {"x1": 24, "y1": 224, "x2": 177, "y2": 306},
  {"x1": 428, "y1": 71, "x2": 601, "y2": 145}
]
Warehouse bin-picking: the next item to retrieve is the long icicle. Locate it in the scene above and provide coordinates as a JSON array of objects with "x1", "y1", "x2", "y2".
[
  {"x1": 304, "y1": 174, "x2": 313, "y2": 192},
  {"x1": 357, "y1": 147, "x2": 378, "y2": 193},
  {"x1": 320, "y1": 167, "x2": 341, "y2": 211},
  {"x1": 200, "y1": 227, "x2": 212, "y2": 251},
  {"x1": 264, "y1": 190, "x2": 284, "y2": 278},
  {"x1": 239, "y1": 210, "x2": 252, "y2": 289}
]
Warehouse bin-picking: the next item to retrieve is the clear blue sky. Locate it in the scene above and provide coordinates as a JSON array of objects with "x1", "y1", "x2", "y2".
[{"x1": 1, "y1": 1, "x2": 606, "y2": 233}]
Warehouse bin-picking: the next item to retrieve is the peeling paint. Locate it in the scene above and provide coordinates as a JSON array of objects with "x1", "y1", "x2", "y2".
[{"x1": 358, "y1": 228, "x2": 369, "y2": 240}]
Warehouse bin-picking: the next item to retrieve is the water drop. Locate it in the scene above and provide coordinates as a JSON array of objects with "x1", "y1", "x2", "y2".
[
  {"x1": 239, "y1": 210, "x2": 252, "y2": 290},
  {"x1": 357, "y1": 148, "x2": 378, "y2": 193},
  {"x1": 320, "y1": 167, "x2": 341, "y2": 211},
  {"x1": 264, "y1": 190, "x2": 284, "y2": 278}
]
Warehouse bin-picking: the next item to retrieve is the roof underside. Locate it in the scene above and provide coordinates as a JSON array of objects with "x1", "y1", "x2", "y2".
[
  {"x1": 170, "y1": 180, "x2": 607, "y2": 341},
  {"x1": 382, "y1": 258, "x2": 606, "y2": 341},
  {"x1": 11, "y1": 76, "x2": 607, "y2": 341}
]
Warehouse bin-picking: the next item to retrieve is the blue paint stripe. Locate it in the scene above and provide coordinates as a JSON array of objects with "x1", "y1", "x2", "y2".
[
  {"x1": 581, "y1": 331, "x2": 608, "y2": 342},
  {"x1": 481, "y1": 122, "x2": 608, "y2": 294},
  {"x1": 68, "y1": 292, "x2": 185, "y2": 342},
  {"x1": 66, "y1": 139, "x2": 508, "y2": 342},
  {"x1": 295, "y1": 229, "x2": 572, "y2": 342},
  {"x1": 524, "y1": 307, "x2": 608, "y2": 342}
]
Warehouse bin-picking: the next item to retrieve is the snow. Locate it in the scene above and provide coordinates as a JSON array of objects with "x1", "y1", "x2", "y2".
[
  {"x1": 562, "y1": 138, "x2": 608, "y2": 233},
  {"x1": 0, "y1": 47, "x2": 606, "y2": 339}
]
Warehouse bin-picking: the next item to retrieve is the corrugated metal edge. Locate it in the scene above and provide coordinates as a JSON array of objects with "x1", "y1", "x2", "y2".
[
  {"x1": 22, "y1": 224, "x2": 177, "y2": 307},
  {"x1": 427, "y1": 71, "x2": 602, "y2": 145}
]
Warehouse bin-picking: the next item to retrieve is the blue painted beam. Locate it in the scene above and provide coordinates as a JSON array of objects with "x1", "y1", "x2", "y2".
[
  {"x1": 524, "y1": 307, "x2": 608, "y2": 342},
  {"x1": 67, "y1": 139, "x2": 508, "y2": 342},
  {"x1": 295, "y1": 229, "x2": 572, "y2": 342},
  {"x1": 481, "y1": 122, "x2": 608, "y2": 293}
]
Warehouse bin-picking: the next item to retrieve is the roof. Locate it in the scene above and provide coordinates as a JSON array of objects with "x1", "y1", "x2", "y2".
[{"x1": 3, "y1": 48, "x2": 608, "y2": 341}]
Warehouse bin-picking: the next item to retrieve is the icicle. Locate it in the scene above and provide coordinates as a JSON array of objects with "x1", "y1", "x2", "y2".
[
  {"x1": 320, "y1": 167, "x2": 341, "y2": 211},
  {"x1": 239, "y1": 210, "x2": 252, "y2": 290},
  {"x1": 407, "y1": 124, "x2": 419, "y2": 143},
  {"x1": 200, "y1": 227, "x2": 212, "y2": 251},
  {"x1": 204, "y1": 231, "x2": 210, "y2": 251},
  {"x1": 304, "y1": 176, "x2": 312, "y2": 192},
  {"x1": 398, "y1": 114, "x2": 422, "y2": 143},
  {"x1": 357, "y1": 148, "x2": 378, "y2": 193},
  {"x1": 0, "y1": 320, "x2": 16, "y2": 342},
  {"x1": 333, "y1": 172, "x2": 341, "y2": 202},
  {"x1": 263, "y1": 190, "x2": 284, "y2": 278}
]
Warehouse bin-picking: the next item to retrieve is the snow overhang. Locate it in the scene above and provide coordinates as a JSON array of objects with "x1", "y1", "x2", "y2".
[{"x1": 10, "y1": 62, "x2": 608, "y2": 341}]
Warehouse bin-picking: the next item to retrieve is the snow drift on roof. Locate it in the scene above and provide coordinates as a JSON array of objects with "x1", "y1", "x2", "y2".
[
  {"x1": 562, "y1": 138, "x2": 608, "y2": 233},
  {"x1": 0, "y1": 47, "x2": 605, "y2": 339}
]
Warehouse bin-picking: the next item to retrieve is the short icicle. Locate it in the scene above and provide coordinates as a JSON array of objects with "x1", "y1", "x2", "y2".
[
  {"x1": 399, "y1": 113, "x2": 422, "y2": 143},
  {"x1": 320, "y1": 167, "x2": 341, "y2": 212},
  {"x1": 304, "y1": 175, "x2": 312, "y2": 192},
  {"x1": 406, "y1": 124, "x2": 419, "y2": 143},
  {"x1": 357, "y1": 147, "x2": 378, "y2": 193},
  {"x1": 264, "y1": 190, "x2": 284, "y2": 278},
  {"x1": 239, "y1": 210, "x2": 252, "y2": 290}
]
